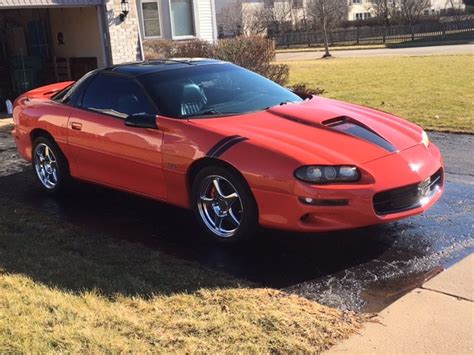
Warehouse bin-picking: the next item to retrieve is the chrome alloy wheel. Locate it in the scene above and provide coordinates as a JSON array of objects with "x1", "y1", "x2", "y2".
[
  {"x1": 34, "y1": 143, "x2": 59, "y2": 190},
  {"x1": 197, "y1": 175, "x2": 243, "y2": 238}
]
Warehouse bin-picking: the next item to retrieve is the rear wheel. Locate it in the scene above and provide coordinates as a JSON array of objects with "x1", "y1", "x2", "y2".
[
  {"x1": 192, "y1": 166, "x2": 258, "y2": 243},
  {"x1": 32, "y1": 136, "x2": 70, "y2": 194}
]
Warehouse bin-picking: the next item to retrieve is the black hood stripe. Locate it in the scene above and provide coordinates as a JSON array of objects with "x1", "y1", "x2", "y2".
[
  {"x1": 269, "y1": 110, "x2": 396, "y2": 153},
  {"x1": 207, "y1": 135, "x2": 248, "y2": 158},
  {"x1": 324, "y1": 117, "x2": 397, "y2": 153}
]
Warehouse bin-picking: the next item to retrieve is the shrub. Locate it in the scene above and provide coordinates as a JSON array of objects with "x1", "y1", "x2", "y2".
[
  {"x1": 287, "y1": 83, "x2": 325, "y2": 96},
  {"x1": 177, "y1": 40, "x2": 216, "y2": 58},
  {"x1": 143, "y1": 39, "x2": 177, "y2": 59},
  {"x1": 143, "y1": 37, "x2": 289, "y2": 85}
]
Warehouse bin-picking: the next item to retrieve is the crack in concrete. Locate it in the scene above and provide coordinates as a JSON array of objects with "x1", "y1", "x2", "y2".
[{"x1": 420, "y1": 286, "x2": 474, "y2": 303}]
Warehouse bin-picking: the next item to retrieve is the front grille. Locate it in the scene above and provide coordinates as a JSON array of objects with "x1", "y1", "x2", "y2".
[{"x1": 373, "y1": 169, "x2": 443, "y2": 215}]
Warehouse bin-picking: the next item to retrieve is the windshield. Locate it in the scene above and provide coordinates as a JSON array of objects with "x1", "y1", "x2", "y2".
[{"x1": 138, "y1": 63, "x2": 303, "y2": 118}]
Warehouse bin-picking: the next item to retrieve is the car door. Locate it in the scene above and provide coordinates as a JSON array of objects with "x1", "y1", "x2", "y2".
[{"x1": 66, "y1": 72, "x2": 167, "y2": 200}]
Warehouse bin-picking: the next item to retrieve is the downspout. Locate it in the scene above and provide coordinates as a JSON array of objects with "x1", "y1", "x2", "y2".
[
  {"x1": 97, "y1": 4, "x2": 113, "y2": 66},
  {"x1": 136, "y1": 0, "x2": 145, "y2": 61},
  {"x1": 210, "y1": 0, "x2": 218, "y2": 42}
]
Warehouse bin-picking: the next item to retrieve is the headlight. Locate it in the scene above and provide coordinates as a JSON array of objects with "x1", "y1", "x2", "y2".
[
  {"x1": 295, "y1": 165, "x2": 360, "y2": 184},
  {"x1": 421, "y1": 130, "x2": 430, "y2": 148}
]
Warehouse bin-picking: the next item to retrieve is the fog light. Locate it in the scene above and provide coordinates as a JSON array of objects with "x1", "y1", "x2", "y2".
[{"x1": 299, "y1": 197, "x2": 349, "y2": 206}]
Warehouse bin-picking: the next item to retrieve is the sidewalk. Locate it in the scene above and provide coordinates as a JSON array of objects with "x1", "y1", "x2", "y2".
[
  {"x1": 276, "y1": 43, "x2": 474, "y2": 61},
  {"x1": 327, "y1": 254, "x2": 474, "y2": 354}
]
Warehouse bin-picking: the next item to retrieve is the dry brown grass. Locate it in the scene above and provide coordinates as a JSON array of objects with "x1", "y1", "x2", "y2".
[{"x1": 0, "y1": 197, "x2": 362, "y2": 352}]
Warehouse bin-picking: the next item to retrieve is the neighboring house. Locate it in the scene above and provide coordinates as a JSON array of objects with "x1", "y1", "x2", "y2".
[
  {"x1": 348, "y1": 0, "x2": 373, "y2": 22},
  {"x1": 241, "y1": 0, "x2": 466, "y2": 34},
  {"x1": 241, "y1": 0, "x2": 308, "y2": 35},
  {"x1": 347, "y1": 0, "x2": 465, "y2": 21},
  {"x1": 0, "y1": 0, "x2": 217, "y2": 102}
]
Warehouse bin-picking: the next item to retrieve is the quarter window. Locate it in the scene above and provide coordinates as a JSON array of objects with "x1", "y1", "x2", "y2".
[{"x1": 81, "y1": 74, "x2": 155, "y2": 118}]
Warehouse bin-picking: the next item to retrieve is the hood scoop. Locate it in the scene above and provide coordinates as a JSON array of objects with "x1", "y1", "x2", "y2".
[{"x1": 324, "y1": 116, "x2": 397, "y2": 153}]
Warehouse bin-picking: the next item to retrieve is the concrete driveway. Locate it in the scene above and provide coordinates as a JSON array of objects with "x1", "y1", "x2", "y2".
[
  {"x1": 276, "y1": 43, "x2": 474, "y2": 61},
  {"x1": 0, "y1": 118, "x2": 472, "y2": 312}
]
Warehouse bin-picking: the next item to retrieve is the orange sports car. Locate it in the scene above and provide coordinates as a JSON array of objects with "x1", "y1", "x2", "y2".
[{"x1": 12, "y1": 59, "x2": 444, "y2": 243}]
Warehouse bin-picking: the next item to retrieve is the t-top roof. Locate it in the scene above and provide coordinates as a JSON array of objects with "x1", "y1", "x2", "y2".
[{"x1": 108, "y1": 59, "x2": 226, "y2": 77}]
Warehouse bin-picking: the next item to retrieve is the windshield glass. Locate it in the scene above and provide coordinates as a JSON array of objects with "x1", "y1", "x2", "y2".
[{"x1": 138, "y1": 63, "x2": 303, "y2": 118}]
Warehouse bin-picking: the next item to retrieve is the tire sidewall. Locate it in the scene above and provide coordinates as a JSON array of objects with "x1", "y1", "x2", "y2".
[{"x1": 192, "y1": 166, "x2": 258, "y2": 244}]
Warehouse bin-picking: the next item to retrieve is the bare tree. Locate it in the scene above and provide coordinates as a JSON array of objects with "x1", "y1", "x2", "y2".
[
  {"x1": 307, "y1": 0, "x2": 347, "y2": 57},
  {"x1": 268, "y1": 0, "x2": 293, "y2": 34},
  {"x1": 370, "y1": 0, "x2": 399, "y2": 26},
  {"x1": 398, "y1": 0, "x2": 430, "y2": 39},
  {"x1": 242, "y1": 5, "x2": 271, "y2": 35},
  {"x1": 217, "y1": 0, "x2": 243, "y2": 37},
  {"x1": 242, "y1": 0, "x2": 293, "y2": 35}
]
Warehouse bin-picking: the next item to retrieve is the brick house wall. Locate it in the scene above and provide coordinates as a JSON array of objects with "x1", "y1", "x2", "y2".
[{"x1": 105, "y1": 0, "x2": 143, "y2": 64}]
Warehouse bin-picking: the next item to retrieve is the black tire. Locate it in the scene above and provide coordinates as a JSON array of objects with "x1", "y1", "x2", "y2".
[
  {"x1": 191, "y1": 166, "x2": 258, "y2": 244},
  {"x1": 32, "y1": 136, "x2": 71, "y2": 194}
]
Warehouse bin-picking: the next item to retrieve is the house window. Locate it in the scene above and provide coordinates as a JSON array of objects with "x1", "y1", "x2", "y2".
[
  {"x1": 170, "y1": 0, "x2": 195, "y2": 37},
  {"x1": 352, "y1": 0, "x2": 362, "y2": 4},
  {"x1": 292, "y1": 0, "x2": 303, "y2": 9},
  {"x1": 354, "y1": 12, "x2": 371, "y2": 20},
  {"x1": 140, "y1": 0, "x2": 162, "y2": 38},
  {"x1": 264, "y1": 0, "x2": 274, "y2": 9}
]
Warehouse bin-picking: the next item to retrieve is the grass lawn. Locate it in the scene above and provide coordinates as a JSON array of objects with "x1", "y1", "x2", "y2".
[
  {"x1": 0, "y1": 163, "x2": 361, "y2": 352},
  {"x1": 282, "y1": 55, "x2": 474, "y2": 133}
]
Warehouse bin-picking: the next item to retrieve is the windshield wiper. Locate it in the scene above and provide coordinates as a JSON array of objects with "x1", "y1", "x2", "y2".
[
  {"x1": 183, "y1": 109, "x2": 222, "y2": 118},
  {"x1": 262, "y1": 100, "x2": 296, "y2": 111},
  {"x1": 184, "y1": 109, "x2": 239, "y2": 118}
]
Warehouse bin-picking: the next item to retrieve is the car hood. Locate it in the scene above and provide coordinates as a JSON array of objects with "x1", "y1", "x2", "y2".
[{"x1": 190, "y1": 96, "x2": 424, "y2": 165}]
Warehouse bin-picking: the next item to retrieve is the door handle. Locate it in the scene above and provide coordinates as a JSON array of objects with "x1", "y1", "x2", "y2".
[{"x1": 71, "y1": 122, "x2": 82, "y2": 131}]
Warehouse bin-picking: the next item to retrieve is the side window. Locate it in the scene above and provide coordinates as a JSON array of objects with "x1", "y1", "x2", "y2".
[{"x1": 81, "y1": 74, "x2": 155, "y2": 118}]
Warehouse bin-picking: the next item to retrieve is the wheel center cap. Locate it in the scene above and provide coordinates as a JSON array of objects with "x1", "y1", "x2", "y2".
[{"x1": 213, "y1": 199, "x2": 229, "y2": 217}]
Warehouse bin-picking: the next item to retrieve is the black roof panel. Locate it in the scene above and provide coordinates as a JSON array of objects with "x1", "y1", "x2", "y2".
[{"x1": 107, "y1": 58, "x2": 226, "y2": 77}]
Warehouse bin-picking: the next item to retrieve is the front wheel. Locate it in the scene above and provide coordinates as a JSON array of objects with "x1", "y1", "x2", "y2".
[
  {"x1": 192, "y1": 166, "x2": 258, "y2": 243},
  {"x1": 32, "y1": 136, "x2": 70, "y2": 194}
]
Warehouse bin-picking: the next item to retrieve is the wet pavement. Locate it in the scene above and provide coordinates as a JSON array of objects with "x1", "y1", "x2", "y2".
[{"x1": 0, "y1": 125, "x2": 472, "y2": 312}]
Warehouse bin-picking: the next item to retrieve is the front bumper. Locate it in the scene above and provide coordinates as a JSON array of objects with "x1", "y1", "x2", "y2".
[{"x1": 253, "y1": 143, "x2": 444, "y2": 232}]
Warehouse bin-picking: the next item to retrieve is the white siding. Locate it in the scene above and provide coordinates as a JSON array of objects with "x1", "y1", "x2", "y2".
[{"x1": 197, "y1": 0, "x2": 216, "y2": 42}]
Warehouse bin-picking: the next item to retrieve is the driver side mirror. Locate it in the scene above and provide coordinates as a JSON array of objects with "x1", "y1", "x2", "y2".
[{"x1": 124, "y1": 113, "x2": 158, "y2": 129}]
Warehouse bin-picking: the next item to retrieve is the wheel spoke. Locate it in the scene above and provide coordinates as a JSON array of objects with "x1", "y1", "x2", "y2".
[
  {"x1": 228, "y1": 208, "x2": 240, "y2": 226},
  {"x1": 213, "y1": 214, "x2": 223, "y2": 229},
  {"x1": 200, "y1": 195, "x2": 214, "y2": 203},
  {"x1": 212, "y1": 178, "x2": 225, "y2": 198},
  {"x1": 51, "y1": 170, "x2": 58, "y2": 184},
  {"x1": 223, "y1": 192, "x2": 238, "y2": 203},
  {"x1": 44, "y1": 172, "x2": 51, "y2": 186}
]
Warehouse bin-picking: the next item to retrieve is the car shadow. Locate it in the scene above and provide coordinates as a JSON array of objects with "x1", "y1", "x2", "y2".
[{"x1": 0, "y1": 169, "x2": 396, "y2": 295}]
